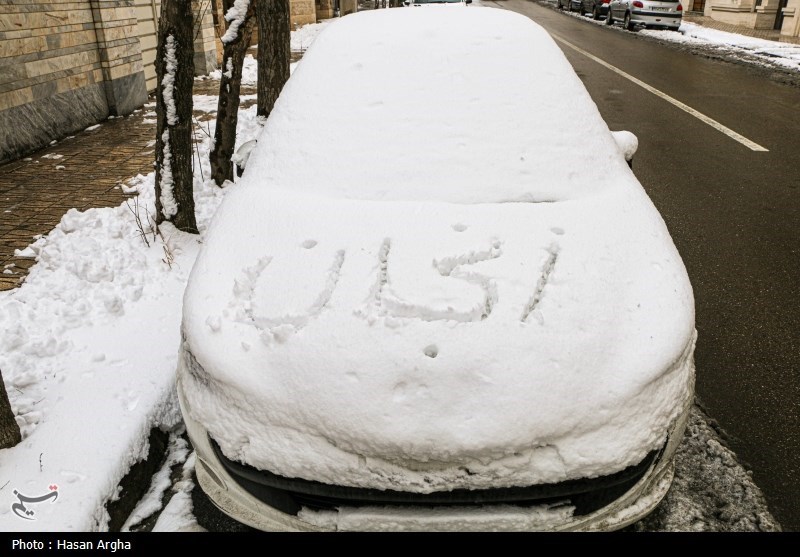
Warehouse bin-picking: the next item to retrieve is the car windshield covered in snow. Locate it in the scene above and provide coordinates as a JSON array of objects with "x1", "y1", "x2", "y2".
[
  {"x1": 411, "y1": 0, "x2": 467, "y2": 4},
  {"x1": 178, "y1": 8, "x2": 695, "y2": 532},
  {"x1": 245, "y1": 10, "x2": 627, "y2": 204}
]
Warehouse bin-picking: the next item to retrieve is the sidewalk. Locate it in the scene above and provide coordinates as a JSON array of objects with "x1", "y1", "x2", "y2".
[
  {"x1": 0, "y1": 79, "x2": 254, "y2": 292},
  {"x1": 683, "y1": 12, "x2": 800, "y2": 45}
]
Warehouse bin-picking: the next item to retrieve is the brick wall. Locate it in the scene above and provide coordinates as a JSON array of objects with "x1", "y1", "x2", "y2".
[
  {"x1": 192, "y1": 0, "x2": 218, "y2": 77},
  {"x1": 0, "y1": 2, "x2": 105, "y2": 115},
  {"x1": 133, "y1": 0, "x2": 217, "y2": 92},
  {"x1": 0, "y1": 0, "x2": 219, "y2": 162},
  {"x1": 133, "y1": 0, "x2": 160, "y2": 90},
  {"x1": 0, "y1": 1, "x2": 153, "y2": 163}
]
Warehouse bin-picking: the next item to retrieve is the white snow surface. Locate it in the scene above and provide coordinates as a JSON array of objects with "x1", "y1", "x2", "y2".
[
  {"x1": 642, "y1": 22, "x2": 800, "y2": 73},
  {"x1": 209, "y1": 16, "x2": 329, "y2": 86},
  {"x1": 158, "y1": 129, "x2": 177, "y2": 218},
  {"x1": 152, "y1": 453, "x2": 203, "y2": 532},
  {"x1": 180, "y1": 8, "x2": 696, "y2": 493},
  {"x1": 193, "y1": 94, "x2": 256, "y2": 113},
  {"x1": 612, "y1": 130, "x2": 638, "y2": 161},
  {"x1": 249, "y1": 9, "x2": 634, "y2": 203},
  {"x1": 121, "y1": 430, "x2": 203, "y2": 532},
  {"x1": 221, "y1": 0, "x2": 251, "y2": 45},
  {"x1": 162, "y1": 35, "x2": 178, "y2": 126},
  {"x1": 291, "y1": 20, "x2": 332, "y2": 52},
  {"x1": 122, "y1": 433, "x2": 189, "y2": 531},
  {"x1": 210, "y1": 54, "x2": 257, "y2": 85}
]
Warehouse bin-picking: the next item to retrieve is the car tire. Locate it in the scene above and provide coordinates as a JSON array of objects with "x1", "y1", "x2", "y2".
[
  {"x1": 593, "y1": 6, "x2": 602, "y2": 19},
  {"x1": 624, "y1": 11, "x2": 636, "y2": 31},
  {"x1": 622, "y1": 12, "x2": 636, "y2": 33},
  {"x1": 606, "y1": 7, "x2": 614, "y2": 25}
]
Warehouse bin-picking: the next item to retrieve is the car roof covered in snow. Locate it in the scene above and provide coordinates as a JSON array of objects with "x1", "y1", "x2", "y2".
[{"x1": 244, "y1": 8, "x2": 634, "y2": 204}]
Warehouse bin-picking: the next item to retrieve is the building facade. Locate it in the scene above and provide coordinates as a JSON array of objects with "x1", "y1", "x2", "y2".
[
  {"x1": 1, "y1": 0, "x2": 349, "y2": 163},
  {"x1": 703, "y1": 0, "x2": 800, "y2": 36},
  {"x1": 0, "y1": 1, "x2": 217, "y2": 163}
]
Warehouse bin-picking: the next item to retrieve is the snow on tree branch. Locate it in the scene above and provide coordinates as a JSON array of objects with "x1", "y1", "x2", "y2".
[{"x1": 221, "y1": 0, "x2": 251, "y2": 45}]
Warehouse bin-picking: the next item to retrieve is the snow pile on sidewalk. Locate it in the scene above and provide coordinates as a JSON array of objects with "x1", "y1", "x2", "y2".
[
  {"x1": 292, "y1": 20, "x2": 332, "y2": 52},
  {"x1": 0, "y1": 113, "x2": 242, "y2": 530},
  {"x1": 642, "y1": 22, "x2": 800, "y2": 73}
]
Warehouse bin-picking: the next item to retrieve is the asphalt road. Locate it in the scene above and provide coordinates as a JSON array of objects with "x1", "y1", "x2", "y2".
[{"x1": 489, "y1": 0, "x2": 800, "y2": 530}]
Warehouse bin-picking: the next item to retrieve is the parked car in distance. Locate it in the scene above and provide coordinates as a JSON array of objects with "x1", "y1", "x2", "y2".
[
  {"x1": 606, "y1": 0, "x2": 683, "y2": 31},
  {"x1": 178, "y1": 7, "x2": 696, "y2": 532},
  {"x1": 579, "y1": 0, "x2": 610, "y2": 19},
  {"x1": 557, "y1": 0, "x2": 583, "y2": 11}
]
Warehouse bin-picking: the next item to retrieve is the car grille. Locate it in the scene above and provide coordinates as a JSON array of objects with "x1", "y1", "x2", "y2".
[{"x1": 210, "y1": 438, "x2": 662, "y2": 517}]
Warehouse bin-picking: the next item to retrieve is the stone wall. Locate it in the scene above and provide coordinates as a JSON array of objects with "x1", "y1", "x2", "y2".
[
  {"x1": 0, "y1": 0, "x2": 149, "y2": 163},
  {"x1": 315, "y1": 0, "x2": 358, "y2": 19},
  {"x1": 133, "y1": 0, "x2": 160, "y2": 91},
  {"x1": 291, "y1": 0, "x2": 317, "y2": 27},
  {"x1": 316, "y1": 0, "x2": 334, "y2": 19},
  {"x1": 0, "y1": 0, "x2": 219, "y2": 163},
  {"x1": 90, "y1": 0, "x2": 149, "y2": 114},
  {"x1": 192, "y1": 0, "x2": 218, "y2": 76},
  {"x1": 704, "y1": 0, "x2": 800, "y2": 35},
  {"x1": 340, "y1": 0, "x2": 357, "y2": 15},
  {"x1": 133, "y1": 0, "x2": 217, "y2": 92}
]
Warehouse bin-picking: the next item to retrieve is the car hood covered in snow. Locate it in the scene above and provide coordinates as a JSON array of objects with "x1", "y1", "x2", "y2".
[{"x1": 179, "y1": 8, "x2": 695, "y2": 492}]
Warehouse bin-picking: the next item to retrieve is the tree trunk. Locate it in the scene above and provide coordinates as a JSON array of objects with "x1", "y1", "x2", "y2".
[
  {"x1": 155, "y1": 0, "x2": 198, "y2": 233},
  {"x1": 0, "y1": 370, "x2": 21, "y2": 449},
  {"x1": 210, "y1": 2, "x2": 257, "y2": 186},
  {"x1": 256, "y1": 0, "x2": 291, "y2": 120}
]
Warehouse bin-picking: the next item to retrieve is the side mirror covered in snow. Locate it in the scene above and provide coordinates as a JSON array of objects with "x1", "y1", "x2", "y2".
[
  {"x1": 232, "y1": 139, "x2": 258, "y2": 178},
  {"x1": 611, "y1": 131, "x2": 638, "y2": 169}
]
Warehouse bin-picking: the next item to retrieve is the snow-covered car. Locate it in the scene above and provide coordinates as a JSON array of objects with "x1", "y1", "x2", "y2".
[
  {"x1": 606, "y1": 0, "x2": 683, "y2": 31},
  {"x1": 177, "y1": 7, "x2": 695, "y2": 531},
  {"x1": 404, "y1": 0, "x2": 472, "y2": 5}
]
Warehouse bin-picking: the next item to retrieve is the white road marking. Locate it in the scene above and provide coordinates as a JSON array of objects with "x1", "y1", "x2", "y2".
[{"x1": 550, "y1": 33, "x2": 769, "y2": 152}]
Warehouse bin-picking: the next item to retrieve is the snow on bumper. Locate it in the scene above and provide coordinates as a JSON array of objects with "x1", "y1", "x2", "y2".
[{"x1": 178, "y1": 361, "x2": 693, "y2": 531}]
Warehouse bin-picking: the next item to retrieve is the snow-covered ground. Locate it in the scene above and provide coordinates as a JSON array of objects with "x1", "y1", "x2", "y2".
[
  {"x1": 0, "y1": 14, "x2": 780, "y2": 532},
  {"x1": 642, "y1": 23, "x2": 800, "y2": 73}
]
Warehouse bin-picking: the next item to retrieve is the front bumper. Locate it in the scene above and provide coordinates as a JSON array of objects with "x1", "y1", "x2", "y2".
[{"x1": 178, "y1": 361, "x2": 693, "y2": 531}]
